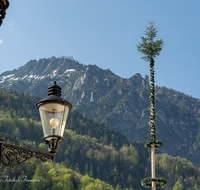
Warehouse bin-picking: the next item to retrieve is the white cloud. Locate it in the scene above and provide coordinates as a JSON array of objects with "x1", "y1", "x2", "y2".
[
  {"x1": 4, "y1": 21, "x2": 14, "y2": 27},
  {"x1": 7, "y1": 23, "x2": 14, "y2": 27},
  {"x1": 0, "y1": 39, "x2": 3, "y2": 44}
]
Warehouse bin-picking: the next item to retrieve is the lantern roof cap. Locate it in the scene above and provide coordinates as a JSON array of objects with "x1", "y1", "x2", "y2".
[
  {"x1": 48, "y1": 81, "x2": 61, "y2": 96},
  {"x1": 36, "y1": 81, "x2": 72, "y2": 110}
]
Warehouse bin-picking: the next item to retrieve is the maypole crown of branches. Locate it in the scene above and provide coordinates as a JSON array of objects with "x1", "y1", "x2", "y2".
[{"x1": 137, "y1": 20, "x2": 163, "y2": 62}]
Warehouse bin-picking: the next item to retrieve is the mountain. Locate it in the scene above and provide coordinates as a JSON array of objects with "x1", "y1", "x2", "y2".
[
  {"x1": 2, "y1": 89, "x2": 200, "y2": 189},
  {"x1": 1, "y1": 56, "x2": 200, "y2": 167},
  {"x1": 0, "y1": 88, "x2": 147, "y2": 189}
]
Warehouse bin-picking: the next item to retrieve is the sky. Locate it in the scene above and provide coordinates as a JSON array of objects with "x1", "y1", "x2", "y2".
[{"x1": 1, "y1": 0, "x2": 200, "y2": 98}]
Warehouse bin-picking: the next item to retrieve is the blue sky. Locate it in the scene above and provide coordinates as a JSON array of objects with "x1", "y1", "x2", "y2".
[{"x1": 1, "y1": 0, "x2": 200, "y2": 98}]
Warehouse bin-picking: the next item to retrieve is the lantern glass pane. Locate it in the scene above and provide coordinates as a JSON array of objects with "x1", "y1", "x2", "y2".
[
  {"x1": 60, "y1": 105, "x2": 70, "y2": 137},
  {"x1": 39, "y1": 103, "x2": 69, "y2": 137}
]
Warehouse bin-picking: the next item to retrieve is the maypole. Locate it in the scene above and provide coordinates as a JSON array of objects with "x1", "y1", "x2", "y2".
[{"x1": 136, "y1": 21, "x2": 166, "y2": 189}]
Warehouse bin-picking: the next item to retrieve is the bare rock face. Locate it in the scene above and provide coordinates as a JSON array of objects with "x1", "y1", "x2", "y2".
[{"x1": 1, "y1": 56, "x2": 200, "y2": 165}]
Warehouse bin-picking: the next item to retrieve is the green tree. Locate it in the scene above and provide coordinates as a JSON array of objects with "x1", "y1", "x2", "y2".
[
  {"x1": 89, "y1": 165, "x2": 93, "y2": 177},
  {"x1": 173, "y1": 181, "x2": 184, "y2": 190},
  {"x1": 194, "y1": 184, "x2": 200, "y2": 190},
  {"x1": 81, "y1": 174, "x2": 95, "y2": 186},
  {"x1": 175, "y1": 165, "x2": 179, "y2": 174},
  {"x1": 85, "y1": 163, "x2": 89, "y2": 172},
  {"x1": 14, "y1": 127, "x2": 21, "y2": 138},
  {"x1": 52, "y1": 182, "x2": 65, "y2": 190},
  {"x1": 136, "y1": 20, "x2": 163, "y2": 62},
  {"x1": 115, "y1": 183, "x2": 122, "y2": 190},
  {"x1": 38, "y1": 143, "x2": 47, "y2": 151},
  {"x1": 127, "y1": 173, "x2": 132, "y2": 185},
  {"x1": 112, "y1": 165, "x2": 119, "y2": 176}
]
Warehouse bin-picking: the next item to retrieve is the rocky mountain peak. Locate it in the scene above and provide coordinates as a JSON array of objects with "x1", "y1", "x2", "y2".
[{"x1": 1, "y1": 57, "x2": 200, "y2": 166}]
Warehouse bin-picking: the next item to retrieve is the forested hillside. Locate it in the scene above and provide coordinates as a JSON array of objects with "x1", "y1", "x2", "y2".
[
  {"x1": 0, "y1": 89, "x2": 200, "y2": 189},
  {"x1": 1, "y1": 57, "x2": 200, "y2": 167}
]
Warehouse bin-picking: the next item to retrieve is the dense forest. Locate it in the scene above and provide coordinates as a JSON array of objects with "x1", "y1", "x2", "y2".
[{"x1": 0, "y1": 89, "x2": 200, "y2": 189}]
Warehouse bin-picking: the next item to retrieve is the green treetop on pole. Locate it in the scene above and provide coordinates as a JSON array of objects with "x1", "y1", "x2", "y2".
[
  {"x1": 137, "y1": 21, "x2": 166, "y2": 188},
  {"x1": 137, "y1": 20, "x2": 164, "y2": 147},
  {"x1": 136, "y1": 20, "x2": 163, "y2": 63}
]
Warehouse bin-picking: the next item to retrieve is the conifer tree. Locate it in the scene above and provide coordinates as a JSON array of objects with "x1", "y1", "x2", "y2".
[{"x1": 137, "y1": 20, "x2": 163, "y2": 63}]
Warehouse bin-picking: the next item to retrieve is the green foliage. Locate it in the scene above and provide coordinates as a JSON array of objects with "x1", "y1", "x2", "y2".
[
  {"x1": 56, "y1": 129, "x2": 145, "y2": 188},
  {"x1": 28, "y1": 161, "x2": 114, "y2": 190},
  {"x1": 2, "y1": 89, "x2": 200, "y2": 189},
  {"x1": 0, "y1": 89, "x2": 40, "y2": 120},
  {"x1": 81, "y1": 174, "x2": 95, "y2": 186},
  {"x1": 66, "y1": 110, "x2": 128, "y2": 149},
  {"x1": 136, "y1": 20, "x2": 164, "y2": 62},
  {"x1": 14, "y1": 127, "x2": 21, "y2": 138},
  {"x1": 141, "y1": 177, "x2": 167, "y2": 188},
  {"x1": 38, "y1": 143, "x2": 47, "y2": 152},
  {"x1": 173, "y1": 181, "x2": 184, "y2": 190}
]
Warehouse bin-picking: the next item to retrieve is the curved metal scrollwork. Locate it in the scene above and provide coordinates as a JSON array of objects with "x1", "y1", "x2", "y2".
[
  {"x1": 2, "y1": 143, "x2": 54, "y2": 168},
  {"x1": 0, "y1": 0, "x2": 9, "y2": 26}
]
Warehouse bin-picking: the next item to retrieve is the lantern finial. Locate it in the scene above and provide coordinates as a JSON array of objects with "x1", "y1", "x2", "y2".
[{"x1": 48, "y1": 81, "x2": 61, "y2": 97}]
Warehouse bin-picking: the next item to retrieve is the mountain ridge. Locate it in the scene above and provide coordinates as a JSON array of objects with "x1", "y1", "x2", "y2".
[
  {"x1": 1, "y1": 56, "x2": 200, "y2": 167},
  {"x1": 1, "y1": 88, "x2": 200, "y2": 189}
]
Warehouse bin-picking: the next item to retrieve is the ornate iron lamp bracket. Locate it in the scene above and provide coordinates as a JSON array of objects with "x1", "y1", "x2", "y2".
[{"x1": 0, "y1": 139, "x2": 55, "y2": 168}]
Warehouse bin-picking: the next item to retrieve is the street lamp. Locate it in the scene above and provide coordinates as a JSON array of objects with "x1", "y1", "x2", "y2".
[
  {"x1": 0, "y1": 0, "x2": 7, "y2": 5},
  {"x1": 0, "y1": 0, "x2": 9, "y2": 27},
  {"x1": 0, "y1": 82, "x2": 72, "y2": 168},
  {"x1": 36, "y1": 81, "x2": 72, "y2": 153}
]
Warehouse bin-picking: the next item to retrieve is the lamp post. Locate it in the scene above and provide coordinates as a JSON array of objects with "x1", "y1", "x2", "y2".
[
  {"x1": 0, "y1": 82, "x2": 72, "y2": 168},
  {"x1": 0, "y1": 0, "x2": 9, "y2": 27},
  {"x1": 36, "y1": 81, "x2": 72, "y2": 154}
]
